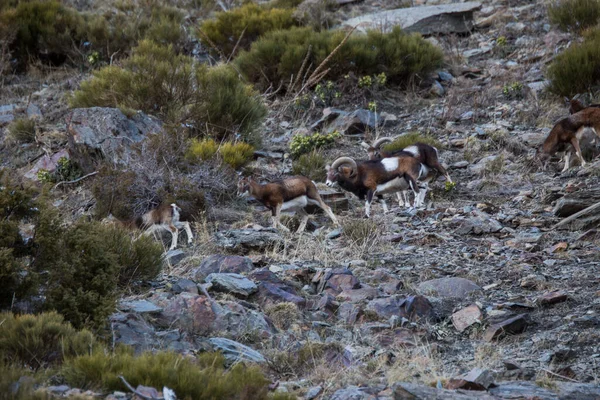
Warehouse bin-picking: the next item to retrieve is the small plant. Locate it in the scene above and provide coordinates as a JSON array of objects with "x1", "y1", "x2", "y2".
[
  {"x1": 502, "y1": 82, "x2": 524, "y2": 99},
  {"x1": 314, "y1": 80, "x2": 339, "y2": 106},
  {"x1": 35, "y1": 158, "x2": 82, "y2": 184},
  {"x1": 265, "y1": 302, "x2": 300, "y2": 330},
  {"x1": 496, "y1": 36, "x2": 507, "y2": 46},
  {"x1": 186, "y1": 138, "x2": 219, "y2": 162},
  {"x1": 342, "y1": 218, "x2": 378, "y2": 247},
  {"x1": 7, "y1": 118, "x2": 36, "y2": 143},
  {"x1": 368, "y1": 101, "x2": 377, "y2": 112},
  {"x1": 358, "y1": 75, "x2": 372, "y2": 88},
  {"x1": 482, "y1": 154, "x2": 505, "y2": 177},
  {"x1": 375, "y1": 72, "x2": 387, "y2": 86},
  {"x1": 219, "y1": 142, "x2": 255, "y2": 169},
  {"x1": 548, "y1": 0, "x2": 600, "y2": 33},
  {"x1": 292, "y1": 150, "x2": 326, "y2": 181},
  {"x1": 289, "y1": 131, "x2": 340, "y2": 158},
  {"x1": 445, "y1": 181, "x2": 456, "y2": 192}
]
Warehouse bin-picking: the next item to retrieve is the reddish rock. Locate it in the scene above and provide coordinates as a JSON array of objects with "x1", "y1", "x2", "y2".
[
  {"x1": 365, "y1": 295, "x2": 434, "y2": 321},
  {"x1": 447, "y1": 368, "x2": 494, "y2": 390},
  {"x1": 336, "y1": 286, "x2": 378, "y2": 303},
  {"x1": 546, "y1": 242, "x2": 568, "y2": 253},
  {"x1": 484, "y1": 314, "x2": 528, "y2": 342},
  {"x1": 250, "y1": 269, "x2": 305, "y2": 308},
  {"x1": 452, "y1": 304, "x2": 483, "y2": 332},
  {"x1": 159, "y1": 293, "x2": 215, "y2": 335},
  {"x1": 538, "y1": 290, "x2": 569, "y2": 306}
]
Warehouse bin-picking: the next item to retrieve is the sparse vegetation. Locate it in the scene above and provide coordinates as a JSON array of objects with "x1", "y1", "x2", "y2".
[
  {"x1": 37, "y1": 157, "x2": 82, "y2": 184},
  {"x1": 235, "y1": 26, "x2": 444, "y2": 92},
  {"x1": 502, "y1": 82, "x2": 524, "y2": 100},
  {"x1": 380, "y1": 132, "x2": 443, "y2": 155},
  {"x1": 7, "y1": 118, "x2": 36, "y2": 143},
  {"x1": 548, "y1": 0, "x2": 600, "y2": 33},
  {"x1": 289, "y1": 131, "x2": 340, "y2": 158},
  {"x1": 62, "y1": 347, "x2": 278, "y2": 399},
  {"x1": 265, "y1": 302, "x2": 300, "y2": 330},
  {"x1": 70, "y1": 41, "x2": 266, "y2": 141},
  {"x1": 292, "y1": 150, "x2": 326, "y2": 181},
  {"x1": 199, "y1": 3, "x2": 297, "y2": 58},
  {"x1": 548, "y1": 28, "x2": 600, "y2": 97},
  {"x1": 342, "y1": 218, "x2": 378, "y2": 248}
]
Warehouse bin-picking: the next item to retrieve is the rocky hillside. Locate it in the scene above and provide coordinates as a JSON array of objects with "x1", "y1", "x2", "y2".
[{"x1": 2, "y1": 0, "x2": 600, "y2": 398}]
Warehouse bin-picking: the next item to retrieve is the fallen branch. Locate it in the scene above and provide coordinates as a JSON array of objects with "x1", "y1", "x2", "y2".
[
  {"x1": 52, "y1": 171, "x2": 98, "y2": 190},
  {"x1": 540, "y1": 368, "x2": 581, "y2": 383},
  {"x1": 119, "y1": 376, "x2": 165, "y2": 400},
  {"x1": 552, "y1": 200, "x2": 600, "y2": 229}
]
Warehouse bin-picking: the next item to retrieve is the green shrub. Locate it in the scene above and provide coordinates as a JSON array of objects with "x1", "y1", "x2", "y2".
[
  {"x1": 548, "y1": 0, "x2": 600, "y2": 32},
  {"x1": 264, "y1": 0, "x2": 304, "y2": 8},
  {"x1": 380, "y1": 132, "x2": 443, "y2": 155},
  {"x1": 0, "y1": 312, "x2": 96, "y2": 370},
  {"x1": 220, "y1": 142, "x2": 255, "y2": 169},
  {"x1": 548, "y1": 29, "x2": 600, "y2": 97},
  {"x1": 187, "y1": 138, "x2": 219, "y2": 162},
  {"x1": 71, "y1": 41, "x2": 266, "y2": 141},
  {"x1": 235, "y1": 26, "x2": 443, "y2": 92},
  {"x1": 43, "y1": 221, "x2": 163, "y2": 330},
  {"x1": 292, "y1": 150, "x2": 326, "y2": 181},
  {"x1": 199, "y1": 3, "x2": 297, "y2": 58},
  {"x1": 7, "y1": 118, "x2": 36, "y2": 143},
  {"x1": 502, "y1": 82, "x2": 524, "y2": 100},
  {"x1": 197, "y1": 65, "x2": 267, "y2": 142},
  {"x1": 289, "y1": 131, "x2": 340, "y2": 158},
  {"x1": 62, "y1": 347, "x2": 276, "y2": 399}
]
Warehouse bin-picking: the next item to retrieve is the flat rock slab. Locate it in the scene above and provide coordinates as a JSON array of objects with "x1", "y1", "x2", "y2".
[
  {"x1": 538, "y1": 290, "x2": 569, "y2": 306},
  {"x1": 192, "y1": 255, "x2": 254, "y2": 282},
  {"x1": 118, "y1": 299, "x2": 163, "y2": 314},
  {"x1": 214, "y1": 228, "x2": 284, "y2": 253},
  {"x1": 205, "y1": 273, "x2": 258, "y2": 297},
  {"x1": 418, "y1": 277, "x2": 482, "y2": 298},
  {"x1": 452, "y1": 304, "x2": 482, "y2": 332},
  {"x1": 341, "y1": 2, "x2": 481, "y2": 35}
]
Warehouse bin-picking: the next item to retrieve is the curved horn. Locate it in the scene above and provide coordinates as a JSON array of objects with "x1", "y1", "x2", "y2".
[
  {"x1": 373, "y1": 137, "x2": 394, "y2": 149},
  {"x1": 360, "y1": 141, "x2": 372, "y2": 150},
  {"x1": 331, "y1": 156, "x2": 358, "y2": 173}
]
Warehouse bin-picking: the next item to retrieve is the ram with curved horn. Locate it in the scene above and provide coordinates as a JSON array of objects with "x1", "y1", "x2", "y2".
[
  {"x1": 325, "y1": 153, "x2": 423, "y2": 217},
  {"x1": 362, "y1": 136, "x2": 453, "y2": 208}
]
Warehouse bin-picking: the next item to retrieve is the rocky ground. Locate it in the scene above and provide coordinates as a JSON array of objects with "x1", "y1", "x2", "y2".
[{"x1": 3, "y1": 0, "x2": 600, "y2": 399}]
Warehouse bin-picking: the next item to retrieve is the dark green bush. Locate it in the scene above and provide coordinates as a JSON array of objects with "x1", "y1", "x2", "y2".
[
  {"x1": 381, "y1": 132, "x2": 443, "y2": 155},
  {"x1": 0, "y1": 0, "x2": 84, "y2": 67},
  {"x1": 235, "y1": 26, "x2": 444, "y2": 92},
  {"x1": 548, "y1": 29, "x2": 600, "y2": 97},
  {"x1": 199, "y1": 3, "x2": 297, "y2": 58},
  {"x1": 71, "y1": 41, "x2": 266, "y2": 141},
  {"x1": 292, "y1": 150, "x2": 326, "y2": 181},
  {"x1": 0, "y1": 312, "x2": 97, "y2": 370},
  {"x1": 43, "y1": 220, "x2": 163, "y2": 330},
  {"x1": 548, "y1": 0, "x2": 600, "y2": 32},
  {"x1": 62, "y1": 347, "x2": 278, "y2": 399}
]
